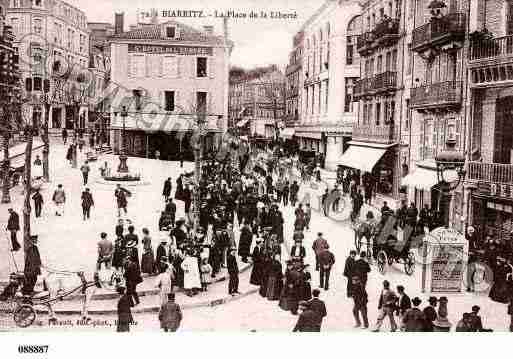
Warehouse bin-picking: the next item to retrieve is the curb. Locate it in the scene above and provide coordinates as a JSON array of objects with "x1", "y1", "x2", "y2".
[
  {"x1": 33, "y1": 287, "x2": 260, "y2": 315},
  {"x1": 0, "y1": 262, "x2": 253, "y2": 302}
]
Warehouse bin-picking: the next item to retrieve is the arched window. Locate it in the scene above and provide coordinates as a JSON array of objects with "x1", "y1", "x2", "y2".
[{"x1": 347, "y1": 16, "x2": 358, "y2": 32}]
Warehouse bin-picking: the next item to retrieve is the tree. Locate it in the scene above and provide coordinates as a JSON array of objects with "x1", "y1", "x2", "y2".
[
  {"x1": 0, "y1": 98, "x2": 23, "y2": 203},
  {"x1": 21, "y1": 103, "x2": 35, "y2": 252}
]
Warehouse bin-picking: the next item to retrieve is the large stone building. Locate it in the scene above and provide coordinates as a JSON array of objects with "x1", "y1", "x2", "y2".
[
  {"x1": 228, "y1": 65, "x2": 286, "y2": 141},
  {"x1": 288, "y1": 0, "x2": 361, "y2": 171},
  {"x1": 464, "y1": 0, "x2": 513, "y2": 241},
  {"x1": 108, "y1": 16, "x2": 231, "y2": 160},
  {"x1": 6, "y1": 0, "x2": 90, "y2": 131},
  {"x1": 350, "y1": 0, "x2": 408, "y2": 208},
  {"x1": 284, "y1": 31, "x2": 304, "y2": 128}
]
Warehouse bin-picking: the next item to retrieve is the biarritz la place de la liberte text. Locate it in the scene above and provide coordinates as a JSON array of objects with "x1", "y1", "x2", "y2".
[{"x1": 0, "y1": 0, "x2": 513, "y2": 336}]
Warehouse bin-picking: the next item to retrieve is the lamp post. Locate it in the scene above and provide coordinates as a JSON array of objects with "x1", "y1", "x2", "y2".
[
  {"x1": 192, "y1": 112, "x2": 206, "y2": 231},
  {"x1": 435, "y1": 138, "x2": 466, "y2": 228},
  {"x1": 117, "y1": 106, "x2": 129, "y2": 173}
]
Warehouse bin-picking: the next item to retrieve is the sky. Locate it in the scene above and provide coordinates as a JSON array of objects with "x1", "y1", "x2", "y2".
[{"x1": 67, "y1": 0, "x2": 325, "y2": 70}]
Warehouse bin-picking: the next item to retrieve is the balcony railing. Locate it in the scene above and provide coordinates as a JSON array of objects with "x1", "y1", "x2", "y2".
[
  {"x1": 470, "y1": 34, "x2": 513, "y2": 61},
  {"x1": 410, "y1": 81, "x2": 463, "y2": 109},
  {"x1": 352, "y1": 124, "x2": 397, "y2": 144},
  {"x1": 467, "y1": 162, "x2": 513, "y2": 184},
  {"x1": 412, "y1": 13, "x2": 466, "y2": 52},
  {"x1": 374, "y1": 17, "x2": 400, "y2": 42},
  {"x1": 354, "y1": 71, "x2": 397, "y2": 97}
]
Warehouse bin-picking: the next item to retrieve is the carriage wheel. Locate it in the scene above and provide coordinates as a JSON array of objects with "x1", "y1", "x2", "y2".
[
  {"x1": 404, "y1": 252, "x2": 416, "y2": 275},
  {"x1": 377, "y1": 250, "x2": 387, "y2": 274},
  {"x1": 354, "y1": 232, "x2": 361, "y2": 252},
  {"x1": 14, "y1": 304, "x2": 36, "y2": 328}
]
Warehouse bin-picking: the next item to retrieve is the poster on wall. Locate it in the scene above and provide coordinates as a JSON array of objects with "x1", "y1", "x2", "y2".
[{"x1": 430, "y1": 244, "x2": 465, "y2": 293}]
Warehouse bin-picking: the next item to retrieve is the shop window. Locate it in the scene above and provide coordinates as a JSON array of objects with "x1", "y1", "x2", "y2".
[{"x1": 197, "y1": 57, "x2": 207, "y2": 77}]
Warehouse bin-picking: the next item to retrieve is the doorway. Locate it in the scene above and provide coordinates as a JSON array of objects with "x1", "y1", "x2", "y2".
[{"x1": 494, "y1": 96, "x2": 513, "y2": 164}]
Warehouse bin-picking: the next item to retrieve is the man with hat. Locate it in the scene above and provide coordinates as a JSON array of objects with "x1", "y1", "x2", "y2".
[
  {"x1": 312, "y1": 232, "x2": 329, "y2": 271},
  {"x1": 6, "y1": 208, "x2": 21, "y2": 252},
  {"x1": 22, "y1": 235, "x2": 41, "y2": 295},
  {"x1": 308, "y1": 289, "x2": 327, "y2": 330},
  {"x1": 401, "y1": 297, "x2": 425, "y2": 332},
  {"x1": 123, "y1": 255, "x2": 141, "y2": 307},
  {"x1": 343, "y1": 250, "x2": 357, "y2": 297},
  {"x1": 116, "y1": 286, "x2": 133, "y2": 332},
  {"x1": 469, "y1": 305, "x2": 492, "y2": 332},
  {"x1": 227, "y1": 247, "x2": 240, "y2": 296},
  {"x1": 158, "y1": 292, "x2": 182, "y2": 332},
  {"x1": 423, "y1": 296, "x2": 438, "y2": 332},
  {"x1": 293, "y1": 301, "x2": 319, "y2": 332},
  {"x1": 373, "y1": 280, "x2": 398, "y2": 332}
]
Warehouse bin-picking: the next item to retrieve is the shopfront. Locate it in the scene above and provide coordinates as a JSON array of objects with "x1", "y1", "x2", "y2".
[
  {"x1": 338, "y1": 141, "x2": 397, "y2": 197},
  {"x1": 471, "y1": 182, "x2": 513, "y2": 242}
]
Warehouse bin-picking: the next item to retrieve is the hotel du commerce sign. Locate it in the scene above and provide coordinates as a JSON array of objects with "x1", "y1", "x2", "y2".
[{"x1": 128, "y1": 44, "x2": 213, "y2": 56}]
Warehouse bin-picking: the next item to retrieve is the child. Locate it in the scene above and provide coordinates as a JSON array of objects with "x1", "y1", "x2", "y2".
[{"x1": 200, "y1": 257, "x2": 213, "y2": 292}]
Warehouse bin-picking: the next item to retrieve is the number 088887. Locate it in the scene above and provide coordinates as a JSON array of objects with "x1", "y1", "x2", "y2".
[{"x1": 18, "y1": 345, "x2": 49, "y2": 354}]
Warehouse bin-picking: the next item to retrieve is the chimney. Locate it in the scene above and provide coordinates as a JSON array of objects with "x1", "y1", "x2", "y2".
[
  {"x1": 114, "y1": 12, "x2": 124, "y2": 35},
  {"x1": 203, "y1": 25, "x2": 214, "y2": 36}
]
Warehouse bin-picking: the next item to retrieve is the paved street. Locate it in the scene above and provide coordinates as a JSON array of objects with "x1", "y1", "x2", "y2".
[{"x1": 1, "y1": 142, "x2": 510, "y2": 331}]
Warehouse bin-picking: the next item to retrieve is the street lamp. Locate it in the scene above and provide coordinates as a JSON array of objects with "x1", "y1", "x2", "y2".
[
  {"x1": 434, "y1": 138, "x2": 466, "y2": 227},
  {"x1": 117, "y1": 106, "x2": 129, "y2": 173}
]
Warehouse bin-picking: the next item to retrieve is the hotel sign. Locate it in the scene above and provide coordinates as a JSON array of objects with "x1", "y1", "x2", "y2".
[
  {"x1": 476, "y1": 182, "x2": 513, "y2": 200},
  {"x1": 128, "y1": 44, "x2": 213, "y2": 56}
]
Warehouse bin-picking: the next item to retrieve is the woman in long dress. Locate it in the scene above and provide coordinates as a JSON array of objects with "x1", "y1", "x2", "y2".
[
  {"x1": 265, "y1": 254, "x2": 283, "y2": 301},
  {"x1": 155, "y1": 263, "x2": 173, "y2": 305},
  {"x1": 250, "y1": 240, "x2": 264, "y2": 285},
  {"x1": 141, "y1": 228, "x2": 155, "y2": 275},
  {"x1": 181, "y1": 251, "x2": 201, "y2": 296}
]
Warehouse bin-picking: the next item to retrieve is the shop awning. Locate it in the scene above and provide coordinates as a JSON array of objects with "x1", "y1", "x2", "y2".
[
  {"x1": 295, "y1": 132, "x2": 322, "y2": 140},
  {"x1": 338, "y1": 145, "x2": 387, "y2": 172},
  {"x1": 280, "y1": 128, "x2": 295, "y2": 139},
  {"x1": 236, "y1": 119, "x2": 249, "y2": 128},
  {"x1": 402, "y1": 166, "x2": 459, "y2": 190}
]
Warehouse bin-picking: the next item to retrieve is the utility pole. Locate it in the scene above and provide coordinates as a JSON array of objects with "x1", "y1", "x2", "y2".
[{"x1": 192, "y1": 110, "x2": 206, "y2": 231}]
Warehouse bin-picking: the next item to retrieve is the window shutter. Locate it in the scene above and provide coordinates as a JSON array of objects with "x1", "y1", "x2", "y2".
[
  {"x1": 208, "y1": 57, "x2": 215, "y2": 78},
  {"x1": 177, "y1": 57, "x2": 181, "y2": 77},
  {"x1": 158, "y1": 57, "x2": 163, "y2": 77},
  {"x1": 419, "y1": 119, "x2": 425, "y2": 159},
  {"x1": 145, "y1": 55, "x2": 151, "y2": 77},
  {"x1": 191, "y1": 58, "x2": 196, "y2": 78}
]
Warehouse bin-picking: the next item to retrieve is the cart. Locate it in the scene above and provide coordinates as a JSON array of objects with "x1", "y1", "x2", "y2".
[{"x1": 374, "y1": 229, "x2": 416, "y2": 276}]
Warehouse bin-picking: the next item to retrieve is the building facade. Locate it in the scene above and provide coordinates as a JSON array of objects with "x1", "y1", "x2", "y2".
[
  {"x1": 401, "y1": 0, "x2": 469, "y2": 231},
  {"x1": 108, "y1": 18, "x2": 231, "y2": 160},
  {"x1": 349, "y1": 0, "x2": 408, "y2": 207},
  {"x1": 6, "y1": 0, "x2": 90, "y2": 131},
  {"x1": 228, "y1": 66, "x2": 285, "y2": 141},
  {"x1": 465, "y1": 0, "x2": 513, "y2": 241},
  {"x1": 291, "y1": 0, "x2": 361, "y2": 171},
  {"x1": 284, "y1": 31, "x2": 303, "y2": 128}
]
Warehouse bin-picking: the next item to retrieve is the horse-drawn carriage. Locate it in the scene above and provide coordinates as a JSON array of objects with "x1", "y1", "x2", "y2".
[
  {"x1": 353, "y1": 216, "x2": 416, "y2": 276},
  {"x1": 0, "y1": 268, "x2": 123, "y2": 328}
]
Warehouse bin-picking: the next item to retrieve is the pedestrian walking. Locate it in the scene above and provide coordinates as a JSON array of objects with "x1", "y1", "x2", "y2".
[
  {"x1": 353, "y1": 251, "x2": 371, "y2": 287},
  {"x1": 155, "y1": 263, "x2": 173, "y2": 306},
  {"x1": 32, "y1": 189, "x2": 44, "y2": 218},
  {"x1": 373, "y1": 280, "x2": 398, "y2": 332},
  {"x1": 162, "y1": 177, "x2": 172, "y2": 202},
  {"x1": 401, "y1": 297, "x2": 425, "y2": 332},
  {"x1": 308, "y1": 289, "x2": 327, "y2": 331},
  {"x1": 318, "y1": 248, "x2": 335, "y2": 290},
  {"x1": 227, "y1": 248, "x2": 240, "y2": 295},
  {"x1": 114, "y1": 184, "x2": 131, "y2": 217},
  {"x1": 62, "y1": 128, "x2": 68, "y2": 144},
  {"x1": 351, "y1": 276, "x2": 369, "y2": 328},
  {"x1": 81, "y1": 188, "x2": 94, "y2": 220},
  {"x1": 304, "y1": 203, "x2": 312, "y2": 230},
  {"x1": 124, "y1": 256, "x2": 142, "y2": 307},
  {"x1": 116, "y1": 286, "x2": 133, "y2": 332},
  {"x1": 141, "y1": 228, "x2": 155, "y2": 275},
  {"x1": 312, "y1": 232, "x2": 329, "y2": 271},
  {"x1": 52, "y1": 184, "x2": 66, "y2": 216},
  {"x1": 80, "y1": 161, "x2": 90, "y2": 185},
  {"x1": 423, "y1": 296, "x2": 438, "y2": 332},
  {"x1": 97, "y1": 232, "x2": 113, "y2": 270},
  {"x1": 343, "y1": 250, "x2": 357, "y2": 297},
  {"x1": 158, "y1": 293, "x2": 182, "y2": 332},
  {"x1": 396, "y1": 285, "x2": 411, "y2": 323},
  {"x1": 6, "y1": 208, "x2": 21, "y2": 252},
  {"x1": 293, "y1": 301, "x2": 319, "y2": 332}
]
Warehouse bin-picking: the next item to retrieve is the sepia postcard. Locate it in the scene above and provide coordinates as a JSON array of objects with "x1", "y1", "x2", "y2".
[{"x1": 0, "y1": 0, "x2": 511, "y2": 351}]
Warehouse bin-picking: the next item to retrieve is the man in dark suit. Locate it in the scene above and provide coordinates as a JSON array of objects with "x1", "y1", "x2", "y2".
[
  {"x1": 318, "y1": 248, "x2": 335, "y2": 290},
  {"x1": 396, "y1": 285, "x2": 411, "y2": 319},
  {"x1": 293, "y1": 301, "x2": 319, "y2": 332},
  {"x1": 116, "y1": 286, "x2": 133, "y2": 332},
  {"x1": 158, "y1": 293, "x2": 182, "y2": 332},
  {"x1": 343, "y1": 250, "x2": 357, "y2": 297},
  {"x1": 123, "y1": 256, "x2": 141, "y2": 307},
  {"x1": 351, "y1": 276, "x2": 369, "y2": 328},
  {"x1": 353, "y1": 251, "x2": 371, "y2": 287},
  {"x1": 227, "y1": 248, "x2": 240, "y2": 295},
  {"x1": 6, "y1": 208, "x2": 21, "y2": 251},
  {"x1": 308, "y1": 289, "x2": 327, "y2": 330},
  {"x1": 423, "y1": 296, "x2": 438, "y2": 332}
]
